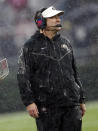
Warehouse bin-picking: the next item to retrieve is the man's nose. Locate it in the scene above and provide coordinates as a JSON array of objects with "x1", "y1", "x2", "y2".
[{"x1": 56, "y1": 16, "x2": 61, "y2": 22}]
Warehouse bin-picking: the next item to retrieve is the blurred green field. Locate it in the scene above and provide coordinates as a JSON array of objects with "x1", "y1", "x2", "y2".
[{"x1": 0, "y1": 101, "x2": 98, "y2": 131}]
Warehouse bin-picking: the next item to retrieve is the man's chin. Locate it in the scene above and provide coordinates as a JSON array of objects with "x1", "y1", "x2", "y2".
[
  {"x1": 46, "y1": 26, "x2": 62, "y2": 31},
  {"x1": 55, "y1": 27, "x2": 62, "y2": 31}
]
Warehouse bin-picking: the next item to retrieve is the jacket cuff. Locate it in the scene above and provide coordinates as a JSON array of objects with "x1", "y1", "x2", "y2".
[
  {"x1": 79, "y1": 97, "x2": 86, "y2": 104},
  {"x1": 23, "y1": 100, "x2": 35, "y2": 107}
]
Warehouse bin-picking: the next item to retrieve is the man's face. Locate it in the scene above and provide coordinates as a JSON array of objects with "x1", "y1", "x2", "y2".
[{"x1": 46, "y1": 14, "x2": 62, "y2": 31}]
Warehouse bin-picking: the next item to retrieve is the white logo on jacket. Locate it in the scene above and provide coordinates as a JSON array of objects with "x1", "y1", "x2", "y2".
[{"x1": 61, "y1": 44, "x2": 70, "y2": 52}]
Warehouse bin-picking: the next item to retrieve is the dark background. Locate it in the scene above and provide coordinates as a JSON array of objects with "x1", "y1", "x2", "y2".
[{"x1": 0, "y1": 0, "x2": 98, "y2": 113}]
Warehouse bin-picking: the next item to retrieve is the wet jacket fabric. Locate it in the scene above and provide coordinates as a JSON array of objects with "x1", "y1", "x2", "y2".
[
  {"x1": 17, "y1": 31, "x2": 85, "y2": 107},
  {"x1": 36, "y1": 106, "x2": 82, "y2": 131}
]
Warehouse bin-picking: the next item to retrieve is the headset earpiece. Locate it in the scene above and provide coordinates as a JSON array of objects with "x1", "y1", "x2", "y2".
[{"x1": 34, "y1": 8, "x2": 47, "y2": 29}]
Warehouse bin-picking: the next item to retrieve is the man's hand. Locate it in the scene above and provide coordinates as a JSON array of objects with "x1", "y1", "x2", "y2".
[
  {"x1": 80, "y1": 103, "x2": 86, "y2": 117},
  {"x1": 26, "y1": 103, "x2": 39, "y2": 118}
]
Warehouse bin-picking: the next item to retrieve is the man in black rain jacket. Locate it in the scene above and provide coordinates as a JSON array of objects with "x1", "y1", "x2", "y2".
[{"x1": 17, "y1": 6, "x2": 86, "y2": 131}]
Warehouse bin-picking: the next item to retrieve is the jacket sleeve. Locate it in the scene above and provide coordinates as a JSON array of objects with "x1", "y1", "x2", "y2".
[
  {"x1": 72, "y1": 52, "x2": 86, "y2": 103},
  {"x1": 17, "y1": 46, "x2": 35, "y2": 107}
]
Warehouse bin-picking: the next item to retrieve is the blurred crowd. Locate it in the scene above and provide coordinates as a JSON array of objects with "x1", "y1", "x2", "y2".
[{"x1": 0, "y1": 0, "x2": 98, "y2": 65}]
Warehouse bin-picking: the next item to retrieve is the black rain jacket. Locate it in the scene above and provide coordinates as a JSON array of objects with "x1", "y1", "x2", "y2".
[{"x1": 17, "y1": 31, "x2": 85, "y2": 108}]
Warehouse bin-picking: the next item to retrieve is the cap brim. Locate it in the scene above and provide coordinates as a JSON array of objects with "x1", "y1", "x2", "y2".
[
  {"x1": 42, "y1": 8, "x2": 64, "y2": 18},
  {"x1": 44, "y1": 11, "x2": 64, "y2": 18}
]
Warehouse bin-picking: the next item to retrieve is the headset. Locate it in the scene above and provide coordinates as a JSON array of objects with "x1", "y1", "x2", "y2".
[
  {"x1": 34, "y1": 8, "x2": 47, "y2": 29},
  {"x1": 34, "y1": 7, "x2": 62, "y2": 30}
]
